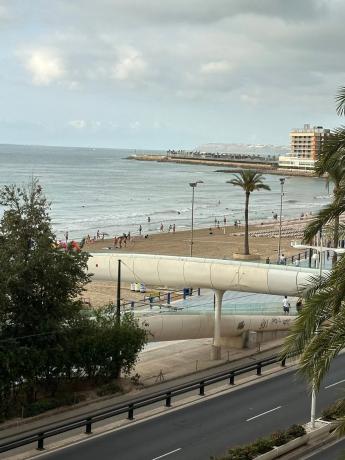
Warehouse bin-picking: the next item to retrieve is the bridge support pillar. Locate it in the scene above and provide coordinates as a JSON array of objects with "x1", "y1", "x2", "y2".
[{"x1": 211, "y1": 289, "x2": 224, "y2": 360}]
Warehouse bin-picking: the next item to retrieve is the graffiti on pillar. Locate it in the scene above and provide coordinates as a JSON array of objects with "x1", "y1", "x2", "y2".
[{"x1": 259, "y1": 319, "x2": 269, "y2": 329}]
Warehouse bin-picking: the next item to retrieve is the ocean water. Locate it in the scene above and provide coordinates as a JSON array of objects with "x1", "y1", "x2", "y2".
[{"x1": 0, "y1": 144, "x2": 330, "y2": 240}]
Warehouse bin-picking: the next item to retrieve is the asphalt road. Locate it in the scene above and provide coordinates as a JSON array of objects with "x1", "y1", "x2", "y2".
[
  {"x1": 33, "y1": 355, "x2": 345, "y2": 460},
  {"x1": 304, "y1": 437, "x2": 345, "y2": 459}
]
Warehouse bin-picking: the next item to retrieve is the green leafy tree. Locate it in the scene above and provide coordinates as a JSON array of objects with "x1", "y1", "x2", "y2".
[
  {"x1": 0, "y1": 180, "x2": 90, "y2": 404},
  {"x1": 227, "y1": 170, "x2": 270, "y2": 255}
]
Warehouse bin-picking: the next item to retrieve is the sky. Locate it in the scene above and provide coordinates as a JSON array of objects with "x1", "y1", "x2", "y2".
[{"x1": 1, "y1": 0, "x2": 345, "y2": 150}]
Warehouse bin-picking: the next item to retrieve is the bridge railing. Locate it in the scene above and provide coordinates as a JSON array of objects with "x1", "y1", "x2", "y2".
[{"x1": 0, "y1": 353, "x2": 293, "y2": 454}]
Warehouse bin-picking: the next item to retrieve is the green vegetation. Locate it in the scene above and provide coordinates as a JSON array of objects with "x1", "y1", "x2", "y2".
[
  {"x1": 211, "y1": 424, "x2": 306, "y2": 460},
  {"x1": 226, "y1": 170, "x2": 270, "y2": 255},
  {"x1": 0, "y1": 180, "x2": 147, "y2": 422},
  {"x1": 283, "y1": 85, "x2": 345, "y2": 436}
]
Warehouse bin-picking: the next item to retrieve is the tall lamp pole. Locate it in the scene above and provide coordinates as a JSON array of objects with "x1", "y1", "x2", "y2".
[
  {"x1": 277, "y1": 178, "x2": 285, "y2": 263},
  {"x1": 311, "y1": 228, "x2": 323, "y2": 428},
  {"x1": 189, "y1": 181, "x2": 203, "y2": 257},
  {"x1": 116, "y1": 259, "x2": 121, "y2": 323}
]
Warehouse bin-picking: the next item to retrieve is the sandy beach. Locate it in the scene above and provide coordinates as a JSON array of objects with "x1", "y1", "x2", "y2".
[{"x1": 82, "y1": 216, "x2": 310, "y2": 307}]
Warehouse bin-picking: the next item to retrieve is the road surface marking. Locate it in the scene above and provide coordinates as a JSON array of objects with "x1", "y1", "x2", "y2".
[
  {"x1": 152, "y1": 448, "x2": 182, "y2": 460},
  {"x1": 325, "y1": 378, "x2": 345, "y2": 389},
  {"x1": 246, "y1": 406, "x2": 282, "y2": 422}
]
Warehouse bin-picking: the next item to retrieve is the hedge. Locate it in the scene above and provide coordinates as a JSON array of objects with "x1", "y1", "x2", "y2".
[{"x1": 211, "y1": 424, "x2": 306, "y2": 460}]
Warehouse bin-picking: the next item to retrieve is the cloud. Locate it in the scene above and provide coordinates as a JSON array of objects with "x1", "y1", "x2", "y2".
[
  {"x1": 200, "y1": 60, "x2": 234, "y2": 75},
  {"x1": 23, "y1": 48, "x2": 65, "y2": 85},
  {"x1": 112, "y1": 47, "x2": 148, "y2": 81},
  {"x1": 68, "y1": 119, "x2": 86, "y2": 129}
]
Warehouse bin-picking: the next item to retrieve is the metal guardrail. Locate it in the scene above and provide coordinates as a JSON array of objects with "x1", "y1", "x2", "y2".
[{"x1": 0, "y1": 354, "x2": 290, "y2": 453}]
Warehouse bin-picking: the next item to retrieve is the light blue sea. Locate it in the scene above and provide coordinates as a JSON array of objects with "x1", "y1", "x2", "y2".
[{"x1": 0, "y1": 144, "x2": 329, "y2": 240}]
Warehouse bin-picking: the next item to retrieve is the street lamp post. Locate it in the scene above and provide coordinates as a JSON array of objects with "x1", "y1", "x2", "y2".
[
  {"x1": 311, "y1": 228, "x2": 323, "y2": 428},
  {"x1": 189, "y1": 181, "x2": 203, "y2": 257},
  {"x1": 277, "y1": 178, "x2": 285, "y2": 263},
  {"x1": 116, "y1": 259, "x2": 121, "y2": 323}
]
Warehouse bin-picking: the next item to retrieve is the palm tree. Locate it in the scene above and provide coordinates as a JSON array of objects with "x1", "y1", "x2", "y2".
[
  {"x1": 282, "y1": 257, "x2": 345, "y2": 434},
  {"x1": 283, "y1": 85, "x2": 345, "y2": 436},
  {"x1": 227, "y1": 170, "x2": 270, "y2": 255},
  {"x1": 303, "y1": 134, "x2": 345, "y2": 264}
]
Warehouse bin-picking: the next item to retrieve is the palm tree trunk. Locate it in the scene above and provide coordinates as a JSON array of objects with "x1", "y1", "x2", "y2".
[
  {"x1": 332, "y1": 214, "x2": 340, "y2": 266},
  {"x1": 244, "y1": 192, "x2": 250, "y2": 255}
]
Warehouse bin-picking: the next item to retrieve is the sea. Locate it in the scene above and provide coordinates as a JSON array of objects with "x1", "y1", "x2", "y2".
[{"x1": 0, "y1": 144, "x2": 330, "y2": 241}]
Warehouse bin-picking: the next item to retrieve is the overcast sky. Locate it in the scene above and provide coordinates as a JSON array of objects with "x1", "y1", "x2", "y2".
[{"x1": 1, "y1": 0, "x2": 345, "y2": 149}]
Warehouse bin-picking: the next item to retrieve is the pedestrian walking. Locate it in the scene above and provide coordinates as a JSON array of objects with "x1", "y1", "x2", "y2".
[
  {"x1": 160, "y1": 222, "x2": 164, "y2": 232},
  {"x1": 223, "y1": 216, "x2": 227, "y2": 226},
  {"x1": 296, "y1": 298, "x2": 303, "y2": 313},
  {"x1": 282, "y1": 296, "x2": 290, "y2": 315},
  {"x1": 173, "y1": 224, "x2": 176, "y2": 233},
  {"x1": 139, "y1": 225, "x2": 142, "y2": 235}
]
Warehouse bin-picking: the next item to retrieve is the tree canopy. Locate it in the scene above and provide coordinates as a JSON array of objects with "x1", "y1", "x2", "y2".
[{"x1": 0, "y1": 180, "x2": 147, "y2": 421}]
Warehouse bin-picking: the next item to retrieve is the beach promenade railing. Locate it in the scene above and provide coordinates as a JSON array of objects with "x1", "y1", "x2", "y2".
[{"x1": 0, "y1": 353, "x2": 293, "y2": 454}]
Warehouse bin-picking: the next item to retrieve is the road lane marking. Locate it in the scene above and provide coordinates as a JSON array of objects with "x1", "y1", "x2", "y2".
[
  {"x1": 325, "y1": 378, "x2": 345, "y2": 389},
  {"x1": 246, "y1": 406, "x2": 282, "y2": 421},
  {"x1": 152, "y1": 448, "x2": 182, "y2": 460}
]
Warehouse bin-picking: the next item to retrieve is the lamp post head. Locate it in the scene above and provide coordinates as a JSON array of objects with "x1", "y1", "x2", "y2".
[{"x1": 189, "y1": 180, "x2": 204, "y2": 187}]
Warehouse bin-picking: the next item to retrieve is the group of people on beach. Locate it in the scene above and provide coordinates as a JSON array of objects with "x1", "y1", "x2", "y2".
[{"x1": 113, "y1": 233, "x2": 130, "y2": 248}]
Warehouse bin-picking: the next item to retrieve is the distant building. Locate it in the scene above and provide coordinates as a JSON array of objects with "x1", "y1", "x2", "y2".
[{"x1": 279, "y1": 124, "x2": 330, "y2": 170}]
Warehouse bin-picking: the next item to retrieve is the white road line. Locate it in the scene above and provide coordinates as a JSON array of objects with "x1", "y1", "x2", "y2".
[
  {"x1": 246, "y1": 406, "x2": 282, "y2": 422},
  {"x1": 152, "y1": 448, "x2": 182, "y2": 460},
  {"x1": 325, "y1": 378, "x2": 345, "y2": 389}
]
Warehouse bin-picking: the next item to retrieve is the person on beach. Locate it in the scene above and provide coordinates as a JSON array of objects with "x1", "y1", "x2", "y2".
[
  {"x1": 214, "y1": 217, "x2": 217, "y2": 226},
  {"x1": 139, "y1": 225, "x2": 142, "y2": 235},
  {"x1": 113, "y1": 236, "x2": 118, "y2": 248},
  {"x1": 223, "y1": 216, "x2": 227, "y2": 226},
  {"x1": 173, "y1": 224, "x2": 176, "y2": 233},
  {"x1": 272, "y1": 212, "x2": 278, "y2": 220},
  {"x1": 127, "y1": 231, "x2": 131, "y2": 241},
  {"x1": 296, "y1": 298, "x2": 303, "y2": 313},
  {"x1": 168, "y1": 224, "x2": 172, "y2": 232},
  {"x1": 147, "y1": 216, "x2": 151, "y2": 223},
  {"x1": 160, "y1": 222, "x2": 164, "y2": 232},
  {"x1": 96, "y1": 229, "x2": 100, "y2": 239},
  {"x1": 283, "y1": 296, "x2": 290, "y2": 315}
]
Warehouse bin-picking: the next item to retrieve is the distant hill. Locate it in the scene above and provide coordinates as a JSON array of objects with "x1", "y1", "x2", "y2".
[{"x1": 195, "y1": 143, "x2": 289, "y2": 156}]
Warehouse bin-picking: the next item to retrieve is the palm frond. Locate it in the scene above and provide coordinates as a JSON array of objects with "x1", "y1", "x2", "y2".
[
  {"x1": 336, "y1": 86, "x2": 345, "y2": 116},
  {"x1": 303, "y1": 197, "x2": 345, "y2": 242}
]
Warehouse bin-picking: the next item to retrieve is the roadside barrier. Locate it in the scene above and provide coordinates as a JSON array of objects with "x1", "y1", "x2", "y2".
[{"x1": 0, "y1": 353, "x2": 291, "y2": 454}]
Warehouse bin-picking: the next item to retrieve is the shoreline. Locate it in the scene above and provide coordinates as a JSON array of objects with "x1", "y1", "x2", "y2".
[{"x1": 128, "y1": 154, "x2": 317, "y2": 177}]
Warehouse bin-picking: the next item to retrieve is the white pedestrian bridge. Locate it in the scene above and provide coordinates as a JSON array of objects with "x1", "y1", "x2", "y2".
[{"x1": 88, "y1": 253, "x2": 321, "y2": 358}]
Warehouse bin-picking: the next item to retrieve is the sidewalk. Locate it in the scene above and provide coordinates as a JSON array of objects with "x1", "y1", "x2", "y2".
[{"x1": 0, "y1": 338, "x2": 285, "y2": 441}]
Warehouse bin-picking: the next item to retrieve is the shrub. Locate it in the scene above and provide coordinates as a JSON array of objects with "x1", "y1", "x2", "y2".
[
  {"x1": 271, "y1": 430, "x2": 288, "y2": 446},
  {"x1": 24, "y1": 393, "x2": 85, "y2": 418},
  {"x1": 285, "y1": 424, "x2": 306, "y2": 439},
  {"x1": 251, "y1": 437, "x2": 274, "y2": 456},
  {"x1": 96, "y1": 382, "x2": 122, "y2": 397},
  {"x1": 322, "y1": 399, "x2": 345, "y2": 421},
  {"x1": 214, "y1": 424, "x2": 306, "y2": 459}
]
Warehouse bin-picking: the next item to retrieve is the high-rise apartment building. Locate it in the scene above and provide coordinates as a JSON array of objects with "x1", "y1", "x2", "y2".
[{"x1": 279, "y1": 124, "x2": 330, "y2": 170}]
